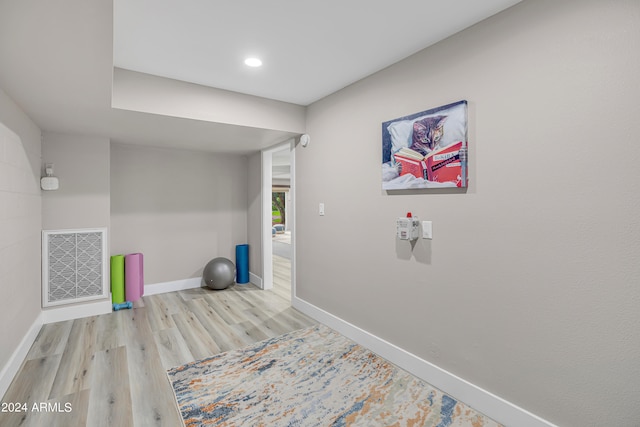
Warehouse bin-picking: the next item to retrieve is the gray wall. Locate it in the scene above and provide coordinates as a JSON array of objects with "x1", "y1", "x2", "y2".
[
  {"x1": 0, "y1": 88, "x2": 42, "y2": 372},
  {"x1": 297, "y1": 1, "x2": 640, "y2": 426},
  {"x1": 41, "y1": 133, "x2": 110, "y2": 230},
  {"x1": 110, "y1": 143, "x2": 249, "y2": 285},
  {"x1": 247, "y1": 151, "x2": 263, "y2": 279}
]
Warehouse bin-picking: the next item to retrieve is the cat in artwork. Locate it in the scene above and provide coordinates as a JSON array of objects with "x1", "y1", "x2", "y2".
[{"x1": 409, "y1": 115, "x2": 447, "y2": 156}]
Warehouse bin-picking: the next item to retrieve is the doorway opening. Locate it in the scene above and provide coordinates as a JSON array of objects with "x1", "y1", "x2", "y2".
[
  {"x1": 261, "y1": 141, "x2": 294, "y2": 302},
  {"x1": 271, "y1": 186, "x2": 291, "y2": 300}
]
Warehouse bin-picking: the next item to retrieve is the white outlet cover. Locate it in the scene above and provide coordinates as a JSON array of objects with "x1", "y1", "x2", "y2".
[{"x1": 422, "y1": 221, "x2": 432, "y2": 239}]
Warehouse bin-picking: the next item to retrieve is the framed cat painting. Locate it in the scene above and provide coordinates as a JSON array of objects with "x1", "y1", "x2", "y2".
[{"x1": 382, "y1": 100, "x2": 468, "y2": 190}]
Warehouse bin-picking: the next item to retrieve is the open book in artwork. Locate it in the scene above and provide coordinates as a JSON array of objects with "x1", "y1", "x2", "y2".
[
  {"x1": 393, "y1": 141, "x2": 467, "y2": 186},
  {"x1": 382, "y1": 100, "x2": 468, "y2": 190}
]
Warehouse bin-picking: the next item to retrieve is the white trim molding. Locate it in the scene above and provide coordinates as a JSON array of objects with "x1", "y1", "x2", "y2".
[
  {"x1": 249, "y1": 272, "x2": 263, "y2": 289},
  {"x1": 144, "y1": 276, "x2": 259, "y2": 294},
  {"x1": 0, "y1": 313, "x2": 43, "y2": 399},
  {"x1": 292, "y1": 296, "x2": 558, "y2": 427},
  {"x1": 42, "y1": 299, "x2": 112, "y2": 324},
  {"x1": 260, "y1": 139, "x2": 295, "y2": 292},
  {"x1": 144, "y1": 277, "x2": 203, "y2": 296}
]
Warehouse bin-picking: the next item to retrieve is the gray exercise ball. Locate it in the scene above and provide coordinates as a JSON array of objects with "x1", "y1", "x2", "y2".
[{"x1": 203, "y1": 257, "x2": 236, "y2": 290}]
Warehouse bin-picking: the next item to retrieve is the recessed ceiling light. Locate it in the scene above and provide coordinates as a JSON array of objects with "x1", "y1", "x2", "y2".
[{"x1": 244, "y1": 57, "x2": 262, "y2": 67}]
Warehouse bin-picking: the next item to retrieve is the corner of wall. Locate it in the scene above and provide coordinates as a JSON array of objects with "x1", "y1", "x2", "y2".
[
  {"x1": 0, "y1": 88, "x2": 43, "y2": 400},
  {"x1": 0, "y1": 313, "x2": 43, "y2": 400}
]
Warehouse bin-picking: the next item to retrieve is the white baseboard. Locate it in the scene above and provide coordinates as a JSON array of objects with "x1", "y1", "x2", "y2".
[
  {"x1": 249, "y1": 272, "x2": 263, "y2": 289},
  {"x1": 292, "y1": 296, "x2": 557, "y2": 427},
  {"x1": 42, "y1": 299, "x2": 112, "y2": 324},
  {"x1": 0, "y1": 312, "x2": 43, "y2": 400},
  {"x1": 144, "y1": 275, "x2": 261, "y2": 294},
  {"x1": 144, "y1": 277, "x2": 203, "y2": 296}
]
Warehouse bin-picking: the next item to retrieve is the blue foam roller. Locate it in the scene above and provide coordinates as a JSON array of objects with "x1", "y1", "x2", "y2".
[{"x1": 235, "y1": 244, "x2": 249, "y2": 284}]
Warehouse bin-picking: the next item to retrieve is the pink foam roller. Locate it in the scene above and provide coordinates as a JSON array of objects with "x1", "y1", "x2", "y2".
[{"x1": 125, "y1": 253, "x2": 144, "y2": 302}]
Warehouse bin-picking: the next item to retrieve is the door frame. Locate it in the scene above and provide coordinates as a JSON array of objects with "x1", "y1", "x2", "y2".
[{"x1": 261, "y1": 139, "x2": 295, "y2": 298}]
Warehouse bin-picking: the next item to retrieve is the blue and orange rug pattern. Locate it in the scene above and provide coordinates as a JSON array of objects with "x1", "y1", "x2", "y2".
[{"x1": 167, "y1": 324, "x2": 502, "y2": 427}]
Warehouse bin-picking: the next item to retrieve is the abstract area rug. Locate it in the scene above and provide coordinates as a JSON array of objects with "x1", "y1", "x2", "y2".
[{"x1": 167, "y1": 324, "x2": 502, "y2": 427}]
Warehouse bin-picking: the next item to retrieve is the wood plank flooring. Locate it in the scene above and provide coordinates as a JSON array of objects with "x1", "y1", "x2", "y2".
[{"x1": 0, "y1": 255, "x2": 313, "y2": 427}]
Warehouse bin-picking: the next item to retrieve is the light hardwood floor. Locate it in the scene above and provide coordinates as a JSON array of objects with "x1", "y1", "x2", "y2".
[{"x1": 1, "y1": 255, "x2": 312, "y2": 427}]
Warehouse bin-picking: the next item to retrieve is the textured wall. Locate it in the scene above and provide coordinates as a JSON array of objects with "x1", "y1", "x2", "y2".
[
  {"x1": 297, "y1": 1, "x2": 640, "y2": 425},
  {"x1": 0, "y1": 88, "x2": 42, "y2": 377}
]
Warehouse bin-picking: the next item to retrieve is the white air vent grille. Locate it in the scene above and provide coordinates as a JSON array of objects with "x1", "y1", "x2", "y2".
[{"x1": 43, "y1": 228, "x2": 108, "y2": 307}]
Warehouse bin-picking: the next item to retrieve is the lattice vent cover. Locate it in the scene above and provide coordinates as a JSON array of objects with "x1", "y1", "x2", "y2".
[{"x1": 42, "y1": 228, "x2": 108, "y2": 307}]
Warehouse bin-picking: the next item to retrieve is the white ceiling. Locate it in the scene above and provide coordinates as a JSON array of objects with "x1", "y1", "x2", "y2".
[
  {"x1": 0, "y1": 0, "x2": 522, "y2": 153},
  {"x1": 114, "y1": 0, "x2": 522, "y2": 106}
]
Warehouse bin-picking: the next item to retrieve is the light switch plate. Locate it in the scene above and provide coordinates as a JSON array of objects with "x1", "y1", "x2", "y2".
[{"x1": 422, "y1": 221, "x2": 432, "y2": 239}]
